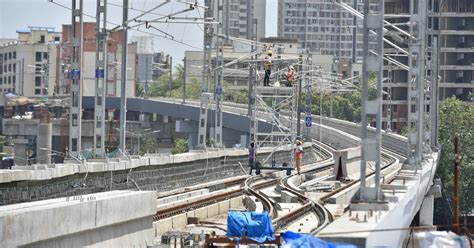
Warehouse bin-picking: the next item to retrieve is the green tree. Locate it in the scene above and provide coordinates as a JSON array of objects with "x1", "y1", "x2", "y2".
[
  {"x1": 434, "y1": 97, "x2": 474, "y2": 224},
  {"x1": 136, "y1": 82, "x2": 144, "y2": 97},
  {"x1": 171, "y1": 138, "x2": 189, "y2": 155},
  {"x1": 139, "y1": 137, "x2": 158, "y2": 155}
]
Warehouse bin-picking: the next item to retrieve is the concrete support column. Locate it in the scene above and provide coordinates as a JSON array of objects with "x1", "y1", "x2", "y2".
[
  {"x1": 13, "y1": 138, "x2": 28, "y2": 166},
  {"x1": 37, "y1": 112, "x2": 52, "y2": 164},
  {"x1": 419, "y1": 195, "x2": 434, "y2": 226},
  {"x1": 142, "y1": 113, "x2": 151, "y2": 122}
]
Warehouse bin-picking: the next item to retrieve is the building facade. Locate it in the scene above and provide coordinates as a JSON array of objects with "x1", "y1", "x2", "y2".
[
  {"x1": 434, "y1": 0, "x2": 474, "y2": 101},
  {"x1": 0, "y1": 27, "x2": 61, "y2": 97},
  {"x1": 218, "y1": 0, "x2": 266, "y2": 40},
  {"x1": 277, "y1": 0, "x2": 382, "y2": 62},
  {"x1": 61, "y1": 22, "x2": 136, "y2": 97}
]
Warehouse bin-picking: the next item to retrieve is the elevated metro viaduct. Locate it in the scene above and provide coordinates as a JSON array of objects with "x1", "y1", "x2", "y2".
[{"x1": 0, "y1": 96, "x2": 440, "y2": 247}]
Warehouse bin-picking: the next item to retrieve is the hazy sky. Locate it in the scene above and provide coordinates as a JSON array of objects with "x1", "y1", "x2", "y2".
[{"x1": 0, "y1": 0, "x2": 278, "y2": 65}]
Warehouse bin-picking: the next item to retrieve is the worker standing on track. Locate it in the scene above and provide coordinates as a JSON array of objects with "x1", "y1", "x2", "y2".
[
  {"x1": 263, "y1": 50, "x2": 273, "y2": 86},
  {"x1": 295, "y1": 140, "x2": 304, "y2": 175},
  {"x1": 249, "y1": 142, "x2": 256, "y2": 175}
]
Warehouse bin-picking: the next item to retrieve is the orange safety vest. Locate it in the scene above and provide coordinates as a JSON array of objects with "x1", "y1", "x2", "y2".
[{"x1": 287, "y1": 69, "x2": 294, "y2": 81}]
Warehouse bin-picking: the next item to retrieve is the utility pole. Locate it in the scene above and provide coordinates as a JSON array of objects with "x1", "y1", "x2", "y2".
[
  {"x1": 182, "y1": 57, "x2": 186, "y2": 103},
  {"x1": 119, "y1": 0, "x2": 128, "y2": 154},
  {"x1": 69, "y1": 0, "x2": 84, "y2": 157},
  {"x1": 93, "y1": 0, "x2": 107, "y2": 158},
  {"x1": 453, "y1": 135, "x2": 460, "y2": 234},
  {"x1": 214, "y1": 0, "x2": 224, "y2": 147},
  {"x1": 169, "y1": 56, "x2": 172, "y2": 97}
]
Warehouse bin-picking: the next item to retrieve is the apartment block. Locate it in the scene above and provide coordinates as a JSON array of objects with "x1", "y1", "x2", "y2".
[
  {"x1": 218, "y1": 0, "x2": 266, "y2": 40},
  {"x1": 434, "y1": 0, "x2": 474, "y2": 101},
  {"x1": 0, "y1": 27, "x2": 61, "y2": 97}
]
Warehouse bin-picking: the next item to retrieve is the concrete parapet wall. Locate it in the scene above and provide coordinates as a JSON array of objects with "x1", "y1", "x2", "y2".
[
  {"x1": 0, "y1": 191, "x2": 156, "y2": 247},
  {"x1": 320, "y1": 152, "x2": 439, "y2": 247}
]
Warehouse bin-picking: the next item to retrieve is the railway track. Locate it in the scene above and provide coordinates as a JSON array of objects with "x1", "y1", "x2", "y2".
[{"x1": 152, "y1": 99, "x2": 411, "y2": 237}]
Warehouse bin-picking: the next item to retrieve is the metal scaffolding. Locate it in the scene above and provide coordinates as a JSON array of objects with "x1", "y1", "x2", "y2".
[
  {"x1": 69, "y1": 0, "x2": 84, "y2": 156},
  {"x1": 250, "y1": 84, "x2": 298, "y2": 166},
  {"x1": 93, "y1": 0, "x2": 108, "y2": 157}
]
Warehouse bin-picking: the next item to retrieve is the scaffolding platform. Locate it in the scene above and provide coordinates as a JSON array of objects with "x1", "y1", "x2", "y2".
[{"x1": 255, "y1": 86, "x2": 293, "y2": 95}]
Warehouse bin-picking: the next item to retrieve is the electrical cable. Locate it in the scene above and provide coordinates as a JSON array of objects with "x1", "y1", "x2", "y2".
[{"x1": 49, "y1": 0, "x2": 201, "y2": 50}]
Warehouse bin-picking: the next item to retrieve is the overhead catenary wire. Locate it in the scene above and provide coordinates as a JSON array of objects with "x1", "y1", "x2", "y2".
[{"x1": 48, "y1": 0, "x2": 202, "y2": 50}]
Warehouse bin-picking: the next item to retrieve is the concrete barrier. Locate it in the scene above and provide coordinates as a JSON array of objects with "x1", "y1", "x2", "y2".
[
  {"x1": 0, "y1": 190, "x2": 156, "y2": 247},
  {"x1": 333, "y1": 146, "x2": 362, "y2": 180}
]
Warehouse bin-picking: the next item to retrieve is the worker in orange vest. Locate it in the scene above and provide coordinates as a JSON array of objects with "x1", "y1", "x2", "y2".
[
  {"x1": 295, "y1": 140, "x2": 304, "y2": 175},
  {"x1": 286, "y1": 65, "x2": 295, "y2": 86}
]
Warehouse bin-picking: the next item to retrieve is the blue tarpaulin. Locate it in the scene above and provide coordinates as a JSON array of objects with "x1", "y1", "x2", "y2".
[
  {"x1": 226, "y1": 211, "x2": 275, "y2": 243},
  {"x1": 283, "y1": 231, "x2": 357, "y2": 248}
]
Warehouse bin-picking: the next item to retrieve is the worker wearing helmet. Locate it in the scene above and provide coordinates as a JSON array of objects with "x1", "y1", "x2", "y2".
[
  {"x1": 286, "y1": 65, "x2": 295, "y2": 86},
  {"x1": 294, "y1": 140, "x2": 304, "y2": 175},
  {"x1": 263, "y1": 50, "x2": 273, "y2": 86}
]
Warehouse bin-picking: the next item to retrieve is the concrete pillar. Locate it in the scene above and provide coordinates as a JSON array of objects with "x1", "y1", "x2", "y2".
[
  {"x1": 240, "y1": 135, "x2": 247, "y2": 148},
  {"x1": 13, "y1": 138, "x2": 28, "y2": 166},
  {"x1": 419, "y1": 195, "x2": 434, "y2": 226},
  {"x1": 143, "y1": 113, "x2": 151, "y2": 122},
  {"x1": 37, "y1": 111, "x2": 52, "y2": 164}
]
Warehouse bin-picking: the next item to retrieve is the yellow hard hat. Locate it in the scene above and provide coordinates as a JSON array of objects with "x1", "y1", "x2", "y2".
[
  {"x1": 296, "y1": 140, "x2": 302, "y2": 145},
  {"x1": 267, "y1": 50, "x2": 273, "y2": 56}
]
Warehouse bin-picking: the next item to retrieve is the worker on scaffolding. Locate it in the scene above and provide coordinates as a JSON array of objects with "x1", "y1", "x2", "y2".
[
  {"x1": 263, "y1": 50, "x2": 273, "y2": 86},
  {"x1": 295, "y1": 140, "x2": 304, "y2": 175},
  {"x1": 248, "y1": 142, "x2": 256, "y2": 175},
  {"x1": 285, "y1": 64, "x2": 295, "y2": 87}
]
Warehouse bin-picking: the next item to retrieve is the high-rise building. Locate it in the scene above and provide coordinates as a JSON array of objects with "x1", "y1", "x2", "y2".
[
  {"x1": 434, "y1": 0, "x2": 474, "y2": 101},
  {"x1": 277, "y1": 0, "x2": 382, "y2": 62},
  {"x1": 278, "y1": 0, "x2": 357, "y2": 59},
  {"x1": 0, "y1": 27, "x2": 61, "y2": 97},
  {"x1": 218, "y1": 0, "x2": 266, "y2": 40}
]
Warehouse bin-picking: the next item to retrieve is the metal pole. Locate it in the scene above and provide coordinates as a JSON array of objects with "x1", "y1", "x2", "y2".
[
  {"x1": 45, "y1": 43, "x2": 50, "y2": 96},
  {"x1": 352, "y1": 0, "x2": 357, "y2": 63},
  {"x1": 296, "y1": 55, "x2": 303, "y2": 138},
  {"x1": 138, "y1": 134, "x2": 141, "y2": 155},
  {"x1": 169, "y1": 56, "x2": 172, "y2": 97},
  {"x1": 374, "y1": 0, "x2": 385, "y2": 201},
  {"x1": 197, "y1": 0, "x2": 213, "y2": 149},
  {"x1": 94, "y1": 0, "x2": 107, "y2": 158},
  {"x1": 453, "y1": 135, "x2": 460, "y2": 234},
  {"x1": 358, "y1": 0, "x2": 370, "y2": 199},
  {"x1": 69, "y1": 0, "x2": 83, "y2": 156},
  {"x1": 119, "y1": 0, "x2": 128, "y2": 153},
  {"x1": 183, "y1": 57, "x2": 186, "y2": 103},
  {"x1": 430, "y1": 37, "x2": 439, "y2": 149}
]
